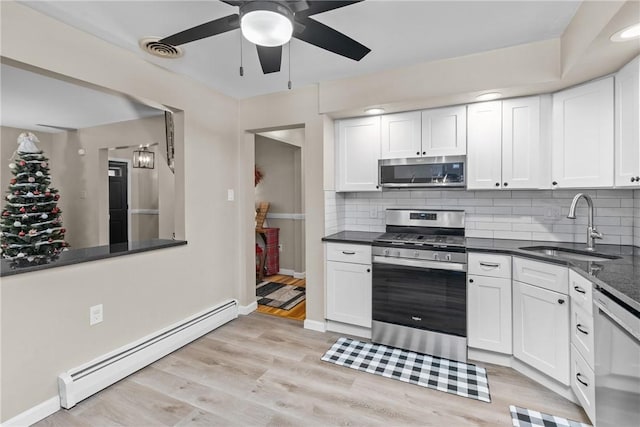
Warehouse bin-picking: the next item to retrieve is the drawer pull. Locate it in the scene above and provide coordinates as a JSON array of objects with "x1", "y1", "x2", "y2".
[
  {"x1": 576, "y1": 373, "x2": 589, "y2": 387},
  {"x1": 576, "y1": 324, "x2": 589, "y2": 335},
  {"x1": 479, "y1": 262, "x2": 500, "y2": 268},
  {"x1": 574, "y1": 286, "x2": 586, "y2": 294},
  {"x1": 342, "y1": 251, "x2": 356, "y2": 255}
]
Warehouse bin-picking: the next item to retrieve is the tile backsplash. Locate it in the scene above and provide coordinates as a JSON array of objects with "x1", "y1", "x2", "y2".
[{"x1": 325, "y1": 189, "x2": 637, "y2": 246}]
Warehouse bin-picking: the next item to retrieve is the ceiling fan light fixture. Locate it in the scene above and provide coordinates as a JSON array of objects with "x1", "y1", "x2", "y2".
[{"x1": 241, "y1": 1, "x2": 293, "y2": 47}]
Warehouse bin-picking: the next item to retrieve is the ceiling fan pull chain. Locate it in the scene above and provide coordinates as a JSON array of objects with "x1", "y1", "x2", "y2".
[
  {"x1": 287, "y1": 41, "x2": 292, "y2": 90},
  {"x1": 239, "y1": 30, "x2": 244, "y2": 77}
]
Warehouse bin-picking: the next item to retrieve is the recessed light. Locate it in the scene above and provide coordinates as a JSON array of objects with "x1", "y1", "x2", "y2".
[
  {"x1": 476, "y1": 92, "x2": 502, "y2": 101},
  {"x1": 365, "y1": 107, "x2": 385, "y2": 115},
  {"x1": 611, "y1": 23, "x2": 640, "y2": 42}
]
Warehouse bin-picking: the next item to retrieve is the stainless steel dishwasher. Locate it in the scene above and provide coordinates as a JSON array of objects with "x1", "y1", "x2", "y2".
[{"x1": 593, "y1": 286, "x2": 640, "y2": 427}]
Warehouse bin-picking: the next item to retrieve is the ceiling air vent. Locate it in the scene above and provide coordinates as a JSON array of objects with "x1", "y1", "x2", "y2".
[{"x1": 139, "y1": 37, "x2": 183, "y2": 59}]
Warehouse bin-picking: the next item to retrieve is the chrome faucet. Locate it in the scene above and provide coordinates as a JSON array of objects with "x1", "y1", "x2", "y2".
[{"x1": 567, "y1": 193, "x2": 603, "y2": 251}]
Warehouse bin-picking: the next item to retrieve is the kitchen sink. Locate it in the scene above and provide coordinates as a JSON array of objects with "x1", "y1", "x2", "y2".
[{"x1": 519, "y1": 246, "x2": 621, "y2": 262}]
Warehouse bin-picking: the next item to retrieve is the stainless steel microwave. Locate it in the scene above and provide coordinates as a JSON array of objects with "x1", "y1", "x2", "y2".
[{"x1": 379, "y1": 156, "x2": 466, "y2": 188}]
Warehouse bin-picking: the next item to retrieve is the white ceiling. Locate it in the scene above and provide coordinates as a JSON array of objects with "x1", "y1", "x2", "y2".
[
  {"x1": 20, "y1": 1, "x2": 582, "y2": 99},
  {"x1": 1, "y1": 63, "x2": 163, "y2": 133}
]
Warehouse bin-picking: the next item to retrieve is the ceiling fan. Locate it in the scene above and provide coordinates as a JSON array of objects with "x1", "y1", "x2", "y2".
[{"x1": 159, "y1": 0, "x2": 371, "y2": 74}]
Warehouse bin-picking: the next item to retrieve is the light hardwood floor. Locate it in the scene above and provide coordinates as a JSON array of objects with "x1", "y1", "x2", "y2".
[
  {"x1": 35, "y1": 313, "x2": 588, "y2": 426},
  {"x1": 256, "y1": 274, "x2": 306, "y2": 321}
]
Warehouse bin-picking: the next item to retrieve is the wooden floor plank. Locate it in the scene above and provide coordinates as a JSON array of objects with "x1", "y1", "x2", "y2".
[{"x1": 35, "y1": 313, "x2": 589, "y2": 426}]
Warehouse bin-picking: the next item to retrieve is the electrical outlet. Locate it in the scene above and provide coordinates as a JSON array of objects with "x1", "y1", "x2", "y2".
[
  {"x1": 544, "y1": 206, "x2": 562, "y2": 219},
  {"x1": 90, "y1": 304, "x2": 103, "y2": 326},
  {"x1": 227, "y1": 189, "x2": 235, "y2": 201},
  {"x1": 278, "y1": 244, "x2": 283, "y2": 252}
]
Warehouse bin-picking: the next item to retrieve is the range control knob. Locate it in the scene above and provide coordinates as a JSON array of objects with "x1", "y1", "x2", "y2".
[
  {"x1": 383, "y1": 248, "x2": 390, "y2": 256},
  {"x1": 414, "y1": 251, "x2": 420, "y2": 258},
  {"x1": 395, "y1": 250, "x2": 401, "y2": 257},
  {"x1": 433, "y1": 253, "x2": 440, "y2": 261},
  {"x1": 445, "y1": 254, "x2": 452, "y2": 261}
]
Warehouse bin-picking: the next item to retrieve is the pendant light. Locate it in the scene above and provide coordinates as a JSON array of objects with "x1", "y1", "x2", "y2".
[{"x1": 133, "y1": 146, "x2": 155, "y2": 169}]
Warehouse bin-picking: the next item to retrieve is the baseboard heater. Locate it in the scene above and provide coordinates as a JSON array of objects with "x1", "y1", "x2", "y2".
[{"x1": 58, "y1": 299, "x2": 237, "y2": 409}]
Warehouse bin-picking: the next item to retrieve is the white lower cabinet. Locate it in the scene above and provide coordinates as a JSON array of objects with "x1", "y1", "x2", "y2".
[
  {"x1": 513, "y1": 280, "x2": 570, "y2": 385},
  {"x1": 326, "y1": 260, "x2": 372, "y2": 328},
  {"x1": 468, "y1": 274, "x2": 512, "y2": 354},
  {"x1": 571, "y1": 344, "x2": 596, "y2": 423}
]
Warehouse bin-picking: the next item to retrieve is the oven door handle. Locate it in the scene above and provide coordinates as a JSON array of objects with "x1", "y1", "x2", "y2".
[{"x1": 372, "y1": 256, "x2": 467, "y2": 272}]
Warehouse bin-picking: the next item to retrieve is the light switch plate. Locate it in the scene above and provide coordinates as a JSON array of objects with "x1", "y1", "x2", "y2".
[
  {"x1": 227, "y1": 189, "x2": 235, "y2": 201},
  {"x1": 90, "y1": 304, "x2": 103, "y2": 325}
]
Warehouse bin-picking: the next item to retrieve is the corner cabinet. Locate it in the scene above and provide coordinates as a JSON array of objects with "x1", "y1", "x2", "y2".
[
  {"x1": 325, "y1": 243, "x2": 372, "y2": 328},
  {"x1": 552, "y1": 77, "x2": 614, "y2": 188},
  {"x1": 614, "y1": 56, "x2": 640, "y2": 188},
  {"x1": 467, "y1": 96, "x2": 549, "y2": 190},
  {"x1": 335, "y1": 116, "x2": 381, "y2": 192}
]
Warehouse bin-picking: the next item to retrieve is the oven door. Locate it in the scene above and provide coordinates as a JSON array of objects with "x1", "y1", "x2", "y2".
[{"x1": 372, "y1": 257, "x2": 467, "y2": 337}]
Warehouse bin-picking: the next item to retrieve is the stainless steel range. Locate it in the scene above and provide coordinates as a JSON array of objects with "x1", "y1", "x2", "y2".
[{"x1": 372, "y1": 209, "x2": 467, "y2": 362}]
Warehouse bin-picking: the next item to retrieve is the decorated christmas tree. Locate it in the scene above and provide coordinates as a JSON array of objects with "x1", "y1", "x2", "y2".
[{"x1": 1, "y1": 132, "x2": 68, "y2": 266}]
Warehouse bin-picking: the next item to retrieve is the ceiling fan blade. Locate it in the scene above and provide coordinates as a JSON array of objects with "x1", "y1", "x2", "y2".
[
  {"x1": 159, "y1": 14, "x2": 240, "y2": 46},
  {"x1": 219, "y1": 0, "x2": 243, "y2": 6},
  {"x1": 256, "y1": 45, "x2": 282, "y2": 74},
  {"x1": 294, "y1": 17, "x2": 370, "y2": 61},
  {"x1": 297, "y1": 1, "x2": 363, "y2": 17}
]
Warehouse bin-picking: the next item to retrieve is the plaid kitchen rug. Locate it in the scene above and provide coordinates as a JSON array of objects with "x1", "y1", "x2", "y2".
[
  {"x1": 321, "y1": 337, "x2": 491, "y2": 402},
  {"x1": 509, "y1": 406, "x2": 592, "y2": 427}
]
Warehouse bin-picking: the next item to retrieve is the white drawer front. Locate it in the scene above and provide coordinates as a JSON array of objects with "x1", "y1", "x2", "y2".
[
  {"x1": 569, "y1": 270, "x2": 593, "y2": 315},
  {"x1": 570, "y1": 344, "x2": 596, "y2": 424},
  {"x1": 571, "y1": 302, "x2": 594, "y2": 369},
  {"x1": 468, "y1": 253, "x2": 512, "y2": 279},
  {"x1": 326, "y1": 242, "x2": 372, "y2": 265},
  {"x1": 513, "y1": 257, "x2": 569, "y2": 294}
]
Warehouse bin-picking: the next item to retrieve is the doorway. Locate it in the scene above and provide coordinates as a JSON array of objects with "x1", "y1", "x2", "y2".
[
  {"x1": 108, "y1": 160, "x2": 129, "y2": 245},
  {"x1": 254, "y1": 128, "x2": 306, "y2": 321}
]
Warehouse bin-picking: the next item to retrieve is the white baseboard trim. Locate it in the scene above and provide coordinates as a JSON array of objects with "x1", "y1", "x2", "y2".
[
  {"x1": 468, "y1": 348, "x2": 512, "y2": 367},
  {"x1": 1, "y1": 396, "x2": 60, "y2": 427},
  {"x1": 304, "y1": 319, "x2": 327, "y2": 333},
  {"x1": 278, "y1": 268, "x2": 295, "y2": 276},
  {"x1": 326, "y1": 320, "x2": 371, "y2": 339},
  {"x1": 238, "y1": 301, "x2": 257, "y2": 315},
  {"x1": 293, "y1": 271, "x2": 306, "y2": 279}
]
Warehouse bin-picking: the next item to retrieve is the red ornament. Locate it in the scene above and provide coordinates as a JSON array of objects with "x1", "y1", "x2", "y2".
[
  {"x1": 2, "y1": 211, "x2": 8, "y2": 217},
  {"x1": 19, "y1": 161, "x2": 25, "y2": 166},
  {"x1": 18, "y1": 231, "x2": 25, "y2": 237},
  {"x1": 54, "y1": 194, "x2": 60, "y2": 201},
  {"x1": 51, "y1": 207, "x2": 59, "y2": 214},
  {"x1": 31, "y1": 206, "x2": 37, "y2": 211},
  {"x1": 48, "y1": 238, "x2": 53, "y2": 243},
  {"x1": 44, "y1": 191, "x2": 51, "y2": 197},
  {"x1": 10, "y1": 178, "x2": 16, "y2": 185},
  {"x1": 60, "y1": 228, "x2": 66, "y2": 233},
  {"x1": 14, "y1": 191, "x2": 19, "y2": 195},
  {"x1": 33, "y1": 190, "x2": 40, "y2": 195},
  {"x1": 19, "y1": 207, "x2": 26, "y2": 213}
]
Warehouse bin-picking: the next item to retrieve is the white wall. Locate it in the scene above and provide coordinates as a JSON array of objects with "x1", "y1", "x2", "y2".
[
  {"x1": 328, "y1": 189, "x2": 636, "y2": 245},
  {"x1": 635, "y1": 190, "x2": 640, "y2": 247},
  {"x1": 1, "y1": 2, "x2": 238, "y2": 422}
]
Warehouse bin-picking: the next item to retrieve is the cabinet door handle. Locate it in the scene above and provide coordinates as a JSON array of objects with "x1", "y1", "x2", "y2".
[
  {"x1": 422, "y1": 151, "x2": 426, "y2": 155},
  {"x1": 479, "y1": 262, "x2": 500, "y2": 268},
  {"x1": 574, "y1": 285, "x2": 586, "y2": 294},
  {"x1": 342, "y1": 251, "x2": 356, "y2": 255},
  {"x1": 503, "y1": 182, "x2": 508, "y2": 187},
  {"x1": 495, "y1": 182, "x2": 500, "y2": 187},
  {"x1": 576, "y1": 324, "x2": 589, "y2": 335},
  {"x1": 416, "y1": 151, "x2": 420, "y2": 155},
  {"x1": 469, "y1": 278, "x2": 474, "y2": 283},
  {"x1": 636, "y1": 176, "x2": 640, "y2": 181},
  {"x1": 552, "y1": 181, "x2": 558, "y2": 186},
  {"x1": 366, "y1": 268, "x2": 371, "y2": 273},
  {"x1": 558, "y1": 299, "x2": 565, "y2": 304},
  {"x1": 632, "y1": 177, "x2": 636, "y2": 183},
  {"x1": 576, "y1": 373, "x2": 589, "y2": 387}
]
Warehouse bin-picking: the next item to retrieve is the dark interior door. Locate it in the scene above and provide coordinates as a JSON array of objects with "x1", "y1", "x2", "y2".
[{"x1": 109, "y1": 161, "x2": 128, "y2": 245}]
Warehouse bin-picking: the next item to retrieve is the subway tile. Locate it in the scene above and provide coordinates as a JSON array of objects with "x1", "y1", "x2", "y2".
[
  {"x1": 476, "y1": 206, "x2": 511, "y2": 214},
  {"x1": 493, "y1": 231, "x2": 533, "y2": 240},
  {"x1": 466, "y1": 229, "x2": 494, "y2": 238},
  {"x1": 597, "y1": 207, "x2": 633, "y2": 217},
  {"x1": 459, "y1": 198, "x2": 493, "y2": 206},
  {"x1": 531, "y1": 232, "x2": 574, "y2": 242},
  {"x1": 476, "y1": 222, "x2": 512, "y2": 231},
  {"x1": 474, "y1": 190, "x2": 510, "y2": 199},
  {"x1": 513, "y1": 223, "x2": 553, "y2": 232},
  {"x1": 596, "y1": 189, "x2": 634, "y2": 198},
  {"x1": 493, "y1": 215, "x2": 532, "y2": 223},
  {"x1": 494, "y1": 198, "x2": 532, "y2": 206}
]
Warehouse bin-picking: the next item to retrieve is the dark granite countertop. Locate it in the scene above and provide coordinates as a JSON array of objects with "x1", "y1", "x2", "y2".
[
  {"x1": 321, "y1": 231, "x2": 639, "y2": 312},
  {"x1": 466, "y1": 238, "x2": 639, "y2": 313},
  {"x1": 1, "y1": 239, "x2": 187, "y2": 277},
  {"x1": 322, "y1": 231, "x2": 383, "y2": 245}
]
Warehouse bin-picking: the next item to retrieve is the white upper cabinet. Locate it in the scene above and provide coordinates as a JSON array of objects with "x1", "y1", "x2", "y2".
[
  {"x1": 468, "y1": 97, "x2": 549, "y2": 190},
  {"x1": 614, "y1": 56, "x2": 640, "y2": 187},
  {"x1": 467, "y1": 101, "x2": 503, "y2": 189},
  {"x1": 380, "y1": 111, "x2": 422, "y2": 159},
  {"x1": 421, "y1": 105, "x2": 467, "y2": 157},
  {"x1": 335, "y1": 116, "x2": 381, "y2": 192},
  {"x1": 552, "y1": 77, "x2": 614, "y2": 188},
  {"x1": 502, "y1": 96, "x2": 549, "y2": 189}
]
